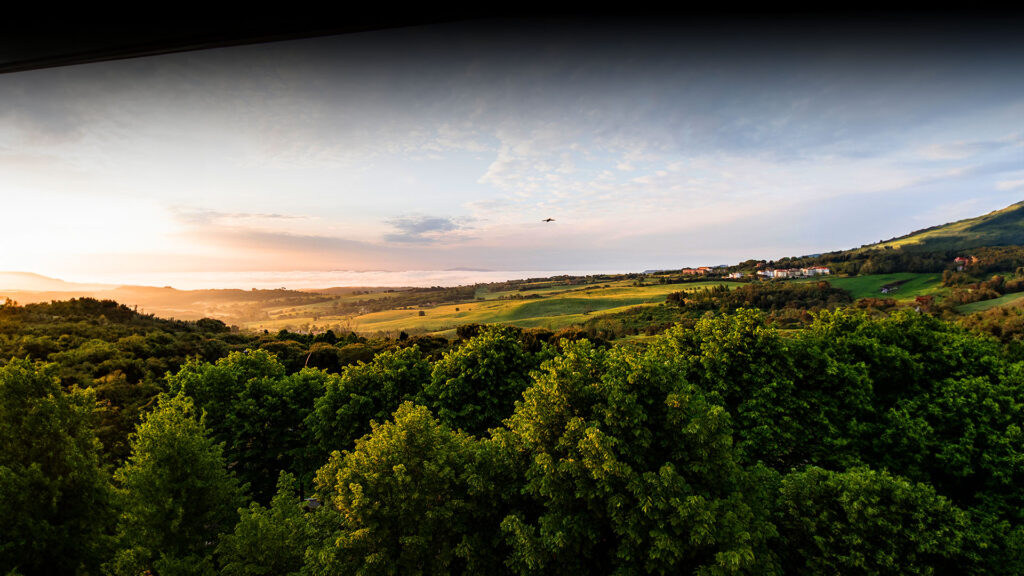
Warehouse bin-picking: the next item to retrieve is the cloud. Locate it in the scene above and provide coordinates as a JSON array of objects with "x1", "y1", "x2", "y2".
[
  {"x1": 173, "y1": 208, "x2": 306, "y2": 226},
  {"x1": 921, "y1": 138, "x2": 1016, "y2": 161},
  {"x1": 176, "y1": 226, "x2": 396, "y2": 270},
  {"x1": 996, "y1": 179, "x2": 1024, "y2": 191},
  {"x1": 383, "y1": 215, "x2": 471, "y2": 243}
]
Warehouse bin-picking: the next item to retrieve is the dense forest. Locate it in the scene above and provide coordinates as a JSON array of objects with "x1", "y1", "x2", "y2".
[{"x1": 3, "y1": 296, "x2": 1024, "y2": 575}]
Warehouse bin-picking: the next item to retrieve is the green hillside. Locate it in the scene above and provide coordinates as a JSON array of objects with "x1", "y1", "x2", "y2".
[
  {"x1": 826, "y1": 273, "x2": 944, "y2": 300},
  {"x1": 868, "y1": 201, "x2": 1024, "y2": 251}
]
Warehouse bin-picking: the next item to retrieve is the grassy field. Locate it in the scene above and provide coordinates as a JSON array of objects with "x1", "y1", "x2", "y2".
[
  {"x1": 956, "y1": 292, "x2": 1024, "y2": 314},
  {"x1": 826, "y1": 273, "x2": 945, "y2": 300},
  {"x1": 244, "y1": 279, "x2": 729, "y2": 336},
  {"x1": 241, "y1": 272, "x2": 1024, "y2": 337}
]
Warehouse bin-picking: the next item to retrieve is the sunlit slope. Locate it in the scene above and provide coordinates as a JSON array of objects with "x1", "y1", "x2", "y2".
[
  {"x1": 868, "y1": 201, "x2": 1024, "y2": 251},
  {"x1": 956, "y1": 292, "x2": 1024, "y2": 313},
  {"x1": 826, "y1": 273, "x2": 945, "y2": 300},
  {"x1": 244, "y1": 280, "x2": 731, "y2": 335}
]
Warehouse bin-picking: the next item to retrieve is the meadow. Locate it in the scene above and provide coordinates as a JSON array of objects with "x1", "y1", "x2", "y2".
[
  {"x1": 244, "y1": 279, "x2": 729, "y2": 336},
  {"x1": 823, "y1": 272, "x2": 945, "y2": 300},
  {"x1": 956, "y1": 291, "x2": 1024, "y2": 313}
]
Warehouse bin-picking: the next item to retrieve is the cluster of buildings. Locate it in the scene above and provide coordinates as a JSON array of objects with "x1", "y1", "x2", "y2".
[
  {"x1": 676, "y1": 265, "x2": 832, "y2": 280},
  {"x1": 755, "y1": 266, "x2": 831, "y2": 279}
]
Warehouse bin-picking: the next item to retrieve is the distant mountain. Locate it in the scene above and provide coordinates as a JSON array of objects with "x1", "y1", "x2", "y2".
[
  {"x1": 869, "y1": 201, "x2": 1024, "y2": 252},
  {"x1": 0, "y1": 273, "x2": 332, "y2": 323},
  {"x1": 0, "y1": 272, "x2": 114, "y2": 292}
]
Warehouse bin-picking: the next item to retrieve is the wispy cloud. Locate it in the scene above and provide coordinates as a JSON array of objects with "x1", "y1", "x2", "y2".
[
  {"x1": 996, "y1": 179, "x2": 1024, "y2": 191},
  {"x1": 383, "y1": 215, "x2": 472, "y2": 244},
  {"x1": 173, "y1": 208, "x2": 307, "y2": 226},
  {"x1": 921, "y1": 137, "x2": 1017, "y2": 161}
]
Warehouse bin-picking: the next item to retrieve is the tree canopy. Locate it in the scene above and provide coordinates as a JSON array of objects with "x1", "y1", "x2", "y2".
[
  {"x1": 109, "y1": 392, "x2": 246, "y2": 575},
  {"x1": 0, "y1": 359, "x2": 113, "y2": 576}
]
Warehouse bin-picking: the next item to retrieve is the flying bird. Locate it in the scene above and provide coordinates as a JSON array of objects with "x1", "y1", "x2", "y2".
[{"x1": 542, "y1": 218, "x2": 555, "y2": 222}]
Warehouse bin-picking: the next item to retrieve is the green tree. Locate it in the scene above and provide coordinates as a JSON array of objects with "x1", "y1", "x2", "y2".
[
  {"x1": 223, "y1": 367, "x2": 329, "y2": 501},
  {"x1": 655, "y1": 309, "x2": 874, "y2": 470},
  {"x1": 304, "y1": 342, "x2": 344, "y2": 373},
  {"x1": 496, "y1": 339, "x2": 777, "y2": 575},
  {"x1": 168, "y1": 349, "x2": 325, "y2": 502},
  {"x1": 257, "y1": 340, "x2": 309, "y2": 373},
  {"x1": 876, "y1": 372, "x2": 1024, "y2": 521},
  {"x1": 775, "y1": 466, "x2": 975, "y2": 575},
  {"x1": 803, "y1": 308, "x2": 1023, "y2": 512},
  {"x1": 307, "y1": 345, "x2": 430, "y2": 460},
  {"x1": 0, "y1": 359, "x2": 113, "y2": 576},
  {"x1": 654, "y1": 309, "x2": 803, "y2": 466},
  {"x1": 804, "y1": 309, "x2": 1003, "y2": 408},
  {"x1": 109, "y1": 392, "x2": 246, "y2": 575},
  {"x1": 308, "y1": 402, "x2": 493, "y2": 575},
  {"x1": 217, "y1": 472, "x2": 312, "y2": 576},
  {"x1": 167, "y1": 348, "x2": 286, "y2": 430},
  {"x1": 421, "y1": 326, "x2": 539, "y2": 436}
]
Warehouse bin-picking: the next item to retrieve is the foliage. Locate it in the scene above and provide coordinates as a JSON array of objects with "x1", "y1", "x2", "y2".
[
  {"x1": 5, "y1": 293, "x2": 1024, "y2": 573},
  {"x1": 959, "y1": 302, "x2": 1024, "y2": 342},
  {"x1": 167, "y1": 349, "x2": 327, "y2": 501},
  {"x1": 0, "y1": 359, "x2": 113, "y2": 576},
  {"x1": 578, "y1": 302, "x2": 688, "y2": 338},
  {"x1": 109, "y1": 392, "x2": 246, "y2": 574},
  {"x1": 217, "y1": 472, "x2": 312, "y2": 576},
  {"x1": 420, "y1": 325, "x2": 541, "y2": 436},
  {"x1": 495, "y1": 339, "x2": 777, "y2": 575},
  {"x1": 654, "y1": 309, "x2": 873, "y2": 469},
  {"x1": 667, "y1": 280, "x2": 852, "y2": 316},
  {"x1": 799, "y1": 309, "x2": 1024, "y2": 516},
  {"x1": 875, "y1": 372, "x2": 1024, "y2": 521},
  {"x1": 308, "y1": 403, "x2": 493, "y2": 575},
  {"x1": 223, "y1": 367, "x2": 330, "y2": 500},
  {"x1": 168, "y1": 348, "x2": 287, "y2": 429},
  {"x1": 775, "y1": 466, "x2": 976, "y2": 575},
  {"x1": 0, "y1": 299, "x2": 266, "y2": 468},
  {"x1": 0, "y1": 298, "x2": 248, "y2": 388},
  {"x1": 307, "y1": 345, "x2": 430, "y2": 460}
]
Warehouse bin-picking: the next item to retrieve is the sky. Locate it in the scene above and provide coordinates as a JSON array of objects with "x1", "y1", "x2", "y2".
[{"x1": 1, "y1": 15, "x2": 1023, "y2": 287}]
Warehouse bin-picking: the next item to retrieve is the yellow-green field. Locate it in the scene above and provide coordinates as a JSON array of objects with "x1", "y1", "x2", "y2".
[
  {"x1": 244, "y1": 280, "x2": 729, "y2": 336},
  {"x1": 825, "y1": 273, "x2": 946, "y2": 300},
  {"x1": 240, "y1": 272, "x2": 1014, "y2": 337},
  {"x1": 956, "y1": 291, "x2": 1024, "y2": 314}
]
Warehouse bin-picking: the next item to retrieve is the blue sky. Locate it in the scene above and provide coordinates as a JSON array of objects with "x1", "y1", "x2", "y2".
[{"x1": 1, "y1": 17, "x2": 1022, "y2": 284}]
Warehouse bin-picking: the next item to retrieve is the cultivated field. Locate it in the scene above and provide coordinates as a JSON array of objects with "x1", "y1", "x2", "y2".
[{"x1": 244, "y1": 279, "x2": 729, "y2": 336}]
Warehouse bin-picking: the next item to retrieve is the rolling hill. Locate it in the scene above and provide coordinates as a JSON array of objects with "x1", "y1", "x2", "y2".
[{"x1": 868, "y1": 200, "x2": 1024, "y2": 252}]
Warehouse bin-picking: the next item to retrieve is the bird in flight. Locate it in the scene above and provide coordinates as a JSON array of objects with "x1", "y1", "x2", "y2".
[{"x1": 542, "y1": 218, "x2": 555, "y2": 222}]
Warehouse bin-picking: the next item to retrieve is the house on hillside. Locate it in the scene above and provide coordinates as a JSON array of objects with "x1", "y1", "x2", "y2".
[{"x1": 954, "y1": 256, "x2": 976, "y2": 271}]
